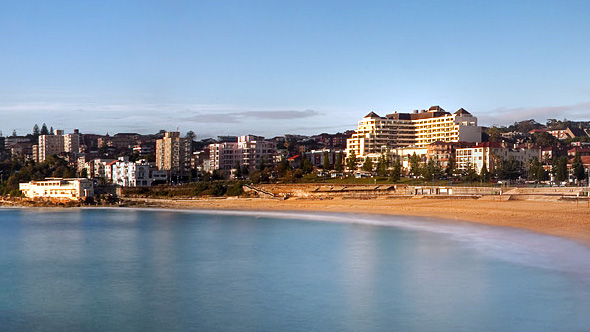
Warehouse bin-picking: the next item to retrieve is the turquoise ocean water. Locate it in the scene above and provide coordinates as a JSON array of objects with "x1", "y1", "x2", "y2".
[{"x1": 0, "y1": 208, "x2": 589, "y2": 331}]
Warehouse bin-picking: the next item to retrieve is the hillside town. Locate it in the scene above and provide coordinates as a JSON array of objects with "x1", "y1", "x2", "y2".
[{"x1": 2, "y1": 106, "x2": 590, "y2": 201}]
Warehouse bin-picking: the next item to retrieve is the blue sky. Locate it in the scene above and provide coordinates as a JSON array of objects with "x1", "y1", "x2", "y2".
[{"x1": 1, "y1": 0, "x2": 589, "y2": 138}]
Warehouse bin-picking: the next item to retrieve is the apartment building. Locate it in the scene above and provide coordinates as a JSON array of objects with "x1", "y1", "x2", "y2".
[
  {"x1": 238, "y1": 135, "x2": 276, "y2": 169},
  {"x1": 19, "y1": 178, "x2": 94, "y2": 200},
  {"x1": 346, "y1": 106, "x2": 481, "y2": 159},
  {"x1": 36, "y1": 129, "x2": 81, "y2": 162},
  {"x1": 208, "y1": 135, "x2": 277, "y2": 172},
  {"x1": 155, "y1": 132, "x2": 192, "y2": 175},
  {"x1": 209, "y1": 142, "x2": 240, "y2": 171},
  {"x1": 111, "y1": 157, "x2": 154, "y2": 187},
  {"x1": 346, "y1": 111, "x2": 413, "y2": 158},
  {"x1": 305, "y1": 149, "x2": 342, "y2": 168},
  {"x1": 455, "y1": 142, "x2": 540, "y2": 174},
  {"x1": 37, "y1": 131, "x2": 65, "y2": 162},
  {"x1": 413, "y1": 107, "x2": 480, "y2": 147},
  {"x1": 64, "y1": 130, "x2": 80, "y2": 155}
]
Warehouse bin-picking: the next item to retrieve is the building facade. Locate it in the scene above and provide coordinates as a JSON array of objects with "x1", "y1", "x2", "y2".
[
  {"x1": 36, "y1": 129, "x2": 81, "y2": 162},
  {"x1": 111, "y1": 158, "x2": 154, "y2": 187},
  {"x1": 64, "y1": 130, "x2": 81, "y2": 155},
  {"x1": 19, "y1": 178, "x2": 94, "y2": 200},
  {"x1": 155, "y1": 132, "x2": 192, "y2": 175},
  {"x1": 209, "y1": 142, "x2": 239, "y2": 171},
  {"x1": 208, "y1": 135, "x2": 277, "y2": 173},
  {"x1": 455, "y1": 142, "x2": 540, "y2": 174},
  {"x1": 346, "y1": 106, "x2": 481, "y2": 160},
  {"x1": 237, "y1": 135, "x2": 276, "y2": 169},
  {"x1": 38, "y1": 131, "x2": 65, "y2": 162}
]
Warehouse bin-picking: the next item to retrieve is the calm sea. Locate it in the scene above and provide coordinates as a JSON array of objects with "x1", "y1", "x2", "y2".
[{"x1": 0, "y1": 208, "x2": 589, "y2": 331}]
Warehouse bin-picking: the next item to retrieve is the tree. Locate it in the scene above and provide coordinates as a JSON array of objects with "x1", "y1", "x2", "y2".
[
  {"x1": 334, "y1": 151, "x2": 344, "y2": 172},
  {"x1": 241, "y1": 165, "x2": 250, "y2": 177},
  {"x1": 536, "y1": 164, "x2": 547, "y2": 183},
  {"x1": 497, "y1": 157, "x2": 522, "y2": 181},
  {"x1": 463, "y1": 162, "x2": 479, "y2": 182},
  {"x1": 49, "y1": 126, "x2": 54, "y2": 134},
  {"x1": 40, "y1": 123, "x2": 49, "y2": 135},
  {"x1": 258, "y1": 158, "x2": 267, "y2": 171},
  {"x1": 277, "y1": 157, "x2": 290, "y2": 177},
  {"x1": 346, "y1": 151, "x2": 357, "y2": 171},
  {"x1": 528, "y1": 158, "x2": 548, "y2": 183},
  {"x1": 409, "y1": 153, "x2": 421, "y2": 178},
  {"x1": 301, "y1": 155, "x2": 313, "y2": 174},
  {"x1": 186, "y1": 131, "x2": 196, "y2": 140},
  {"x1": 480, "y1": 162, "x2": 490, "y2": 183},
  {"x1": 33, "y1": 124, "x2": 40, "y2": 136},
  {"x1": 552, "y1": 156, "x2": 568, "y2": 183},
  {"x1": 322, "y1": 151, "x2": 331, "y2": 170},
  {"x1": 433, "y1": 159, "x2": 443, "y2": 180},
  {"x1": 11, "y1": 130, "x2": 17, "y2": 137},
  {"x1": 376, "y1": 153, "x2": 388, "y2": 176},
  {"x1": 528, "y1": 158, "x2": 541, "y2": 181},
  {"x1": 234, "y1": 161, "x2": 243, "y2": 179},
  {"x1": 572, "y1": 154, "x2": 586, "y2": 184},
  {"x1": 486, "y1": 126, "x2": 505, "y2": 142},
  {"x1": 420, "y1": 159, "x2": 434, "y2": 181},
  {"x1": 532, "y1": 132, "x2": 559, "y2": 148},
  {"x1": 98, "y1": 142, "x2": 108, "y2": 155},
  {"x1": 389, "y1": 157, "x2": 401, "y2": 182},
  {"x1": 420, "y1": 158, "x2": 442, "y2": 181},
  {"x1": 445, "y1": 154, "x2": 456, "y2": 178},
  {"x1": 362, "y1": 157, "x2": 373, "y2": 172}
]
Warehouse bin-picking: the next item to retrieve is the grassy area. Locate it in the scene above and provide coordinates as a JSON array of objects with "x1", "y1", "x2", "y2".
[{"x1": 122, "y1": 181, "x2": 246, "y2": 198}]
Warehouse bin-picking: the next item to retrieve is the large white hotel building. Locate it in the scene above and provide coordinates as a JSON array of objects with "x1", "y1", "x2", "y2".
[{"x1": 346, "y1": 106, "x2": 481, "y2": 158}]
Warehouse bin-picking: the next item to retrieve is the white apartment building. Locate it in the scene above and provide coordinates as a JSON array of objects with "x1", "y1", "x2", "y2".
[
  {"x1": 209, "y1": 135, "x2": 277, "y2": 172},
  {"x1": 455, "y1": 142, "x2": 540, "y2": 174},
  {"x1": 111, "y1": 158, "x2": 153, "y2": 187},
  {"x1": 346, "y1": 106, "x2": 481, "y2": 159},
  {"x1": 19, "y1": 178, "x2": 94, "y2": 200}
]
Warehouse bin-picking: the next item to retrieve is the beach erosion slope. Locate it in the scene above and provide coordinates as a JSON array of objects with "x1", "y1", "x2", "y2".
[{"x1": 121, "y1": 196, "x2": 590, "y2": 245}]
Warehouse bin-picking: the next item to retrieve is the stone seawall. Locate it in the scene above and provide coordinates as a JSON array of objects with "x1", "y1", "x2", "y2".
[
  {"x1": 243, "y1": 184, "x2": 590, "y2": 201},
  {"x1": 246, "y1": 183, "x2": 403, "y2": 198}
]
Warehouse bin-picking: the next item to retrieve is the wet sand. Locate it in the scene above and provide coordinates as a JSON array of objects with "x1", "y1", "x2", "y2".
[{"x1": 123, "y1": 196, "x2": 590, "y2": 245}]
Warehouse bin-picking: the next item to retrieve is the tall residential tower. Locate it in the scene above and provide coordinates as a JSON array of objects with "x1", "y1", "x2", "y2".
[{"x1": 155, "y1": 132, "x2": 192, "y2": 176}]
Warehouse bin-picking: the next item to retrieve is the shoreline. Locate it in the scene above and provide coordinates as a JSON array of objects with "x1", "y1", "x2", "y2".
[
  {"x1": 118, "y1": 196, "x2": 590, "y2": 245},
  {"x1": 3, "y1": 196, "x2": 589, "y2": 245}
]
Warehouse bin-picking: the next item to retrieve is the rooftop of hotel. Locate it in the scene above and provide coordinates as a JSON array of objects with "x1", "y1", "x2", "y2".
[{"x1": 363, "y1": 106, "x2": 474, "y2": 121}]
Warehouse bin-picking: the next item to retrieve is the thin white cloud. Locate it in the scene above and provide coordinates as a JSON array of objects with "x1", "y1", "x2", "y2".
[
  {"x1": 479, "y1": 102, "x2": 590, "y2": 126},
  {"x1": 186, "y1": 109, "x2": 320, "y2": 123},
  {"x1": 0, "y1": 101, "x2": 325, "y2": 136}
]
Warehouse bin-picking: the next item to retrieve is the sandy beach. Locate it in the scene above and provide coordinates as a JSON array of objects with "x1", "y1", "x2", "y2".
[{"x1": 122, "y1": 196, "x2": 590, "y2": 245}]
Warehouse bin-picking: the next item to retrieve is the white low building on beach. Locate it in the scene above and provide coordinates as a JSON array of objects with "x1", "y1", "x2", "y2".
[{"x1": 19, "y1": 178, "x2": 94, "y2": 200}]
